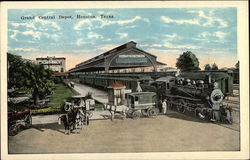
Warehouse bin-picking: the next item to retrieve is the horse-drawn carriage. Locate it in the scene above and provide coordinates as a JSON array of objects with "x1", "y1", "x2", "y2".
[
  {"x1": 126, "y1": 92, "x2": 158, "y2": 119},
  {"x1": 8, "y1": 101, "x2": 32, "y2": 136},
  {"x1": 58, "y1": 95, "x2": 95, "y2": 135},
  {"x1": 105, "y1": 92, "x2": 159, "y2": 120}
]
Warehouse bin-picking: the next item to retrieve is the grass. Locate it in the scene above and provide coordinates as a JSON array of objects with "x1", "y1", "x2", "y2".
[
  {"x1": 31, "y1": 83, "x2": 75, "y2": 115},
  {"x1": 95, "y1": 103, "x2": 104, "y2": 109}
]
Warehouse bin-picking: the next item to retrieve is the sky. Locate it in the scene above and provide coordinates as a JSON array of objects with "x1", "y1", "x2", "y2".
[{"x1": 8, "y1": 8, "x2": 237, "y2": 71}]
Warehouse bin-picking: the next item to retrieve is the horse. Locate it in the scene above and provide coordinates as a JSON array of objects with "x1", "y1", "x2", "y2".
[
  {"x1": 104, "y1": 104, "x2": 129, "y2": 121},
  {"x1": 78, "y1": 107, "x2": 90, "y2": 126},
  {"x1": 58, "y1": 107, "x2": 82, "y2": 135}
]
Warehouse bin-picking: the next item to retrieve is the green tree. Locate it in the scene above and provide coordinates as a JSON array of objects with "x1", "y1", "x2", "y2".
[
  {"x1": 204, "y1": 64, "x2": 211, "y2": 71},
  {"x1": 235, "y1": 61, "x2": 239, "y2": 69},
  {"x1": 7, "y1": 53, "x2": 26, "y2": 90},
  {"x1": 176, "y1": 51, "x2": 200, "y2": 71},
  {"x1": 23, "y1": 62, "x2": 55, "y2": 104},
  {"x1": 211, "y1": 63, "x2": 219, "y2": 70}
]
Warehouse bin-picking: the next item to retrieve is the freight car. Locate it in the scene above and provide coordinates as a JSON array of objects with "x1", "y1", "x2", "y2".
[
  {"x1": 141, "y1": 73, "x2": 233, "y2": 123},
  {"x1": 79, "y1": 74, "x2": 152, "y2": 92}
]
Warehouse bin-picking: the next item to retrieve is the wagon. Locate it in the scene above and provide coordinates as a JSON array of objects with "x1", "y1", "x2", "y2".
[
  {"x1": 8, "y1": 107, "x2": 32, "y2": 136},
  {"x1": 126, "y1": 92, "x2": 158, "y2": 118}
]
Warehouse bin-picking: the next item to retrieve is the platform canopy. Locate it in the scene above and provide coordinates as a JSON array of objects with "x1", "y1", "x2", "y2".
[{"x1": 69, "y1": 41, "x2": 166, "y2": 73}]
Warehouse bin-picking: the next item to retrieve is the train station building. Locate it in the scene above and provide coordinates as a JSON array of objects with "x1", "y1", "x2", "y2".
[{"x1": 69, "y1": 41, "x2": 166, "y2": 73}]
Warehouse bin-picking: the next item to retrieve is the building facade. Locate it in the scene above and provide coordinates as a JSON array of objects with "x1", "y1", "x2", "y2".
[{"x1": 36, "y1": 56, "x2": 66, "y2": 72}]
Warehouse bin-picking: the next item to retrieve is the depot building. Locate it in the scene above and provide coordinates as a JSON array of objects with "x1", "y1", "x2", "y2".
[{"x1": 69, "y1": 41, "x2": 166, "y2": 73}]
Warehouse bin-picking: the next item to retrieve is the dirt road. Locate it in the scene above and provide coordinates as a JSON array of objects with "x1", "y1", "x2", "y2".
[{"x1": 8, "y1": 112, "x2": 239, "y2": 153}]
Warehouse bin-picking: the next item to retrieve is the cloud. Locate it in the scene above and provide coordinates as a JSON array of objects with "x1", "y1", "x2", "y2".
[
  {"x1": 9, "y1": 29, "x2": 60, "y2": 41},
  {"x1": 22, "y1": 30, "x2": 42, "y2": 40},
  {"x1": 163, "y1": 33, "x2": 182, "y2": 42},
  {"x1": 76, "y1": 38, "x2": 86, "y2": 46},
  {"x1": 74, "y1": 16, "x2": 149, "y2": 30},
  {"x1": 140, "y1": 42, "x2": 201, "y2": 50},
  {"x1": 163, "y1": 42, "x2": 201, "y2": 49},
  {"x1": 8, "y1": 47, "x2": 39, "y2": 52},
  {"x1": 97, "y1": 44, "x2": 118, "y2": 51},
  {"x1": 161, "y1": 16, "x2": 199, "y2": 25},
  {"x1": 161, "y1": 10, "x2": 228, "y2": 29},
  {"x1": 116, "y1": 32, "x2": 128, "y2": 39},
  {"x1": 9, "y1": 29, "x2": 19, "y2": 41},
  {"x1": 187, "y1": 10, "x2": 228, "y2": 28},
  {"x1": 140, "y1": 44, "x2": 163, "y2": 48},
  {"x1": 214, "y1": 31, "x2": 226, "y2": 39},
  {"x1": 9, "y1": 17, "x2": 61, "y2": 42},
  {"x1": 87, "y1": 32, "x2": 103, "y2": 39},
  {"x1": 198, "y1": 31, "x2": 227, "y2": 41},
  {"x1": 34, "y1": 17, "x2": 61, "y2": 31},
  {"x1": 10, "y1": 22, "x2": 36, "y2": 30}
]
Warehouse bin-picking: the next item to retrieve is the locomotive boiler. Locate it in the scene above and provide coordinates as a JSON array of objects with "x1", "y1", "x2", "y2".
[{"x1": 141, "y1": 75, "x2": 232, "y2": 124}]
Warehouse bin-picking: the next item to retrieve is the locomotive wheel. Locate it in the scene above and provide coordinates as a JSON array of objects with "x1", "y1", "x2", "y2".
[
  {"x1": 25, "y1": 114, "x2": 32, "y2": 128},
  {"x1": 132, "y1": 110, "x2": 141, "y2": 119},
  {"x1": 177, "y1": 100, "x2": 186, "y2": 113},
  {"x1": 148, "y1": 107, "x2": 158, "y2": 117},
  {"x1": 9, "y1": 124, "x2": 19, "y2": 136},
  {"x1": 141, "y1": 109, "x2": 148, "y2": 116}
]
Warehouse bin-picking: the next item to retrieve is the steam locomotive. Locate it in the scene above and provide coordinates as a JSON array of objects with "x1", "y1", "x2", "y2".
[{"x1": 141, "y1": 74, "x2": 233, "y2": 124}]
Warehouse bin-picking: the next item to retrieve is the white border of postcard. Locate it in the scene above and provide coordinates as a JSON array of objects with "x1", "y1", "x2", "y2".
[{"x1": 1, "y1": 1, "x2": 249, "y2": 160}]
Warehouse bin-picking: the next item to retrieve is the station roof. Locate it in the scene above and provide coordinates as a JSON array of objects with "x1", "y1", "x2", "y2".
[{"x1": 69, "y1": 41, "x2": 166, "y2": 73}]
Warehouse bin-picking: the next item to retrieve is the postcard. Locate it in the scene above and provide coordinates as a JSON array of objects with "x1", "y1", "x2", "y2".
[{"x1": 1, "y1": 1, "x2": 249, "y2": 160}]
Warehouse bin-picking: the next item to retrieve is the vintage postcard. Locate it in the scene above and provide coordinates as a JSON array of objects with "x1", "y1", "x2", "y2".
[{"x1": 1, "y1": 1, "x2": 249, "y2": 160}]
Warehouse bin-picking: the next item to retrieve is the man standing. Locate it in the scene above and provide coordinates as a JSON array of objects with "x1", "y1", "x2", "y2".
[{"x1": 162, "y1": 99, "x2": 167, "y2": 115}]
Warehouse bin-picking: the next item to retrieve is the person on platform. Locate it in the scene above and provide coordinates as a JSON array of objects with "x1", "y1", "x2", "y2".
[{"x1": 162, "y1": 99, "x2": 167, "y2": 115}]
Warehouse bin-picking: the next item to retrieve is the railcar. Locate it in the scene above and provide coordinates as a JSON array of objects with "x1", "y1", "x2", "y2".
[{"x1": 79, "y1": 74, "x2": 152, "y2": 92}]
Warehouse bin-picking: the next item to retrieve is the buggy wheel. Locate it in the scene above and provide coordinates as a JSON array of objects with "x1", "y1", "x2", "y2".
[
  {"x1": 141, "y1": 109, "x2": 148, "y2": 116},
  {"x1": 9, "y1": 124, "x2": 19, "y2": 136},
  {"x1": 25, "y1": 114, "x2": 32, "y2": 128},
  {"x1": 148, "y1": 107, "x2": 158, "y2": 117},
  {"x1": 132, "y1": 110, "x2": 141, "y2": 119},
  {"x1": 126, "y1": 109, "x2": 134, "y2": 118},
  {"x1": 87, "y1": 111, "x2": 93, "y2": 118}
]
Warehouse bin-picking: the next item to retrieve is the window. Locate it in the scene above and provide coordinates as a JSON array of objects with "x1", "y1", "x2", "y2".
[{"x1": 135, "y1": 96, "x2": 139, "y2": 101}]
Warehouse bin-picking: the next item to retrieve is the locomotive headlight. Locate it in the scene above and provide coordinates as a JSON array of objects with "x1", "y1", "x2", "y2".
[{"x1": 210, "y1": 89, "x2": 224, "y2": 104}]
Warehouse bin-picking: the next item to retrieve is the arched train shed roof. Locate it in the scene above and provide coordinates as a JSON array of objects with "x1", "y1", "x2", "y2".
[{"x1": 68, "y1": 41, "x2": 166, "y2": 73}]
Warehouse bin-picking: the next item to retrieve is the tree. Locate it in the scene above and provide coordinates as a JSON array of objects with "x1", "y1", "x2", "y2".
[
  {"x1": 23, "y1": 62, "x2": 55, "y2": 104},
  {"x1": 176, "y1": 51, "x2": 200, "y2": 71},
  {"x1": 204, "y1": 64, "x2": 211, "y2": 71},
  {"x1": 211, "y1": 63, "x2": 219, "y2": 70},
  {"x1": 235, "y1": 61, "x2": 239, "y2": 69},
  {"x1": 7, "y1": 53, "x2": 26, "y2": 90},
  {"x1": 8, "y1": 53, "x2": 55, "y2": 104}
]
